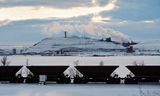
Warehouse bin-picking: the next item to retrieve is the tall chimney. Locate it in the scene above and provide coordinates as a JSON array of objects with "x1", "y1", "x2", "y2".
[{"x1": 64, "y1": 31, "x2": 67, "y2": 38}]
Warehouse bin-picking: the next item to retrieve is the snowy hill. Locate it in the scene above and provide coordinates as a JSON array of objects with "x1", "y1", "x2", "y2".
[
  {"x1": 23, "y1": 36, "x2": 125, "y2": 55},
  {"x1": 0, "y1": 49, "x2": 12, "y2": 55},
  {"x1": 134, "y1": 40, "x2": 160, "y2": 50},
  {"x1": 23, "y1": 36, "x2": 160, "y2": 56}
]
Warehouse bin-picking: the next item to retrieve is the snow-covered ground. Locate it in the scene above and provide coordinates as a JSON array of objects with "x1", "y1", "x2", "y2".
[
  {"x1": 0, "y1": 84, "x2": 160, "y2": 96},
  {"x1": 1, "y1": 56, "x2": 160, "y2": 66},
  {"x1": 0, "y1": 55, "x2": 160, "y2": 77}
]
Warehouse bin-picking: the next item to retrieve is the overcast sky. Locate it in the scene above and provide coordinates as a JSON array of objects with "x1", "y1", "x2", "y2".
[{"x1": 0, "y1": 0, "x2": 160, "y2": 45}]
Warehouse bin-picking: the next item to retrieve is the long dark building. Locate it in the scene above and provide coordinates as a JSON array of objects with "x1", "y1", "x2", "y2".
[
  {"x1": 0, "y1": 66, "x2": 69, "y2": 83},
  {"x1": 0, "y1": 66, "x2": 22, "y2": 82},
  {"x1": 29, "y1": 66, "x2": 69, "y2": 83},
  {"x1": 126, "y1": 66, "x2": 160, "y2": 83},
  {"x1": 0, "y1": 65, "x2": 119, "y2": 84},
  {"x1": 75, "y1": 66, "x2": 120, "y2": 83}
]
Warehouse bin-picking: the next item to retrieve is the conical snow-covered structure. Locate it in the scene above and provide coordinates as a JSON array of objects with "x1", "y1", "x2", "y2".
[
  {"x1": 15, "y1": 65, "x2": 34, "y2": 78},
  {"x1": 63, "y1": 65, "x2": 83, "y2": 79}
]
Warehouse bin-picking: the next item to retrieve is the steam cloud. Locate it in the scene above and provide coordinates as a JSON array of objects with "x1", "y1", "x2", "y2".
[{"x1": 41, "y1": 23, "x2": 130, "y2": 43}]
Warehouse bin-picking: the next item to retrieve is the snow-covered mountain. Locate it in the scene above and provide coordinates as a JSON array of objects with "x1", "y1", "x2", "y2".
[
  {"x1": 23, "y1": 36, "x2": 126, "y2": 55},
  {"x1": 22, "y1": 35, "x2": 160, "y2": 56},
  {"x1": 0, "y1": 49, "x2": 12, "y2": 55},
  {"x1": 134, "y1": 40, "x2": 160, "y2": 50}
]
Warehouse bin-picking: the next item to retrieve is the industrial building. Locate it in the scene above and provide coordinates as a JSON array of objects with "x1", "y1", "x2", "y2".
[{"x1": 0, "y1": 65, "x2": 160, "y2": 84}]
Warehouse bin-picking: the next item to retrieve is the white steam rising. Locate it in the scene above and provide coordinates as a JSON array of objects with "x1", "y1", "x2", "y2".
[{"x1": 41, "y1": 23, "x2": 130, "y2": 43}]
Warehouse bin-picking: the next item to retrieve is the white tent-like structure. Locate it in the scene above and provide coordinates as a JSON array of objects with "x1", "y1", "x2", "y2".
[
  {"x1": 63, "y1": 65, "x2": 83, "y2": 79},
  {"x1": 15, "y1": 65, "x2": 34, "y2": 78}
]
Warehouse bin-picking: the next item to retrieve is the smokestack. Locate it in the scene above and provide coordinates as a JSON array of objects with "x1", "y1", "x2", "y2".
[
  {"x1": 64, "y1": 31, "x2": 67, "y2": 38},
  {"x1": 126, "y1": 46, "x2": 135, "y2": 53},
  {"x1": 105, "y1": 37, "x2": 111, "y2": 42}
]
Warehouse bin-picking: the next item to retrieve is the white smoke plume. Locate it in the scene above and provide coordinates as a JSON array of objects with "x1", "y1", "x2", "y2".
[{"x1": 41, "y1": 23, "x2": 130, "y2": 43}]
